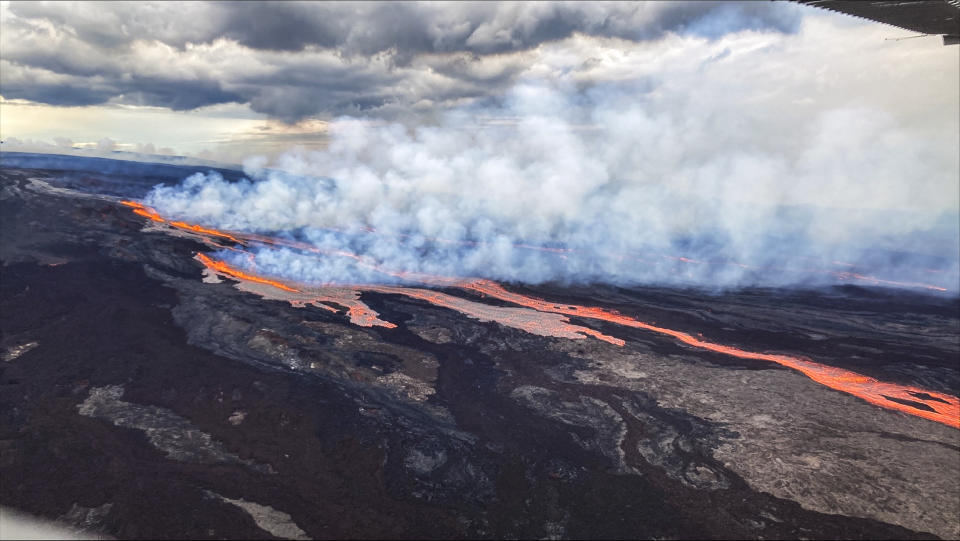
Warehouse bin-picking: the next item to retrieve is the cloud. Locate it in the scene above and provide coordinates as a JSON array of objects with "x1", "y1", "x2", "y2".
[
  {"x1": 95, "y1": 137, "x2": 116, "y2": 151},
  {"x1": 0, "y1": 1, "x2": 804, "y2": 121},
  {"x1": 4, "y1": 3, "x2": 954, "y2": 292},
  {"x1": 141, "y1": 20, "x2": 960, "y2": 292},
  {"x1": 7, "y1": 1, "x2": 802, "y2": 55}
]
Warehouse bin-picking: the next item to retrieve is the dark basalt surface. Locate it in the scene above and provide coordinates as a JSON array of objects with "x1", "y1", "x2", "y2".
[{"x1": 1, "y1": 164, "x2": 958, "y2": 539}]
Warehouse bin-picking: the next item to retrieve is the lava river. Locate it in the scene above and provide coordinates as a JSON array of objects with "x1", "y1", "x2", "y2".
[{"x1": 122, "y1": 200, "x2": 960, "y2": 429}]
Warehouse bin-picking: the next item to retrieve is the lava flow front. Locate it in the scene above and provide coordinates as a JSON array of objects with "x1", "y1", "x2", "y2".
[
  {"x1": 124, "y1": 201, "x2": 960, "y2": 429},
  {"x1": 196, "y1": 253, "x2": 299, "y2": 293}
]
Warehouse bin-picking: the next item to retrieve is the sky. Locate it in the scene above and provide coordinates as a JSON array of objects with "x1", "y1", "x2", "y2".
[
  {"x1": 1, "y1": 1, "x2": 956, "y2": 162},
  {"x1": 1, "y1": 1, "x2": 958, "y2": 290}
]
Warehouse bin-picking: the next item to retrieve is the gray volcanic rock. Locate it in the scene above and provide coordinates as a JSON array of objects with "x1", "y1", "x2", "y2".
[
  {"x1": 78, "y1": 385, "x2": 271, "y2": 472},
  {"x1": 1, "y1": 163, "x2": 957, "y2": 540}
]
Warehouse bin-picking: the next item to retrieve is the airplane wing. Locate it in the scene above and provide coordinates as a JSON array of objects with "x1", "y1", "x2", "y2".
[{"x1": 797, "y1": 0, "x2": 960, "y2": 44}]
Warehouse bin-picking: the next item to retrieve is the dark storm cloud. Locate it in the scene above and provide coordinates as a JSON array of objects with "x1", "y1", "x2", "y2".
[
  {"x1": 0, "y1": 81, "x2": 114, "y2": 107},
  {"x1": 0, "y1": 1, "x2": 804, "y2": 120},
  {"x1": 121, "y1": 77, "x2": 244, "y2": 111},
  {"x1": 7, "y1": 1, "x2": 803, "y2": 55},
  {"x1": 220, "y1": 1, "x2": 804, "y2": 56}
]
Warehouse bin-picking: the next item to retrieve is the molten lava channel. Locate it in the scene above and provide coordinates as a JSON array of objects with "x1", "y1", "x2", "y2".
[
  {"x1": 195, "y1": 254, "x2": 397, "y2": 329},
  {"x1": 121, "y1": 201, "x2": 241, "y2": 244},
  {"x1": 123, "y1": 200, "x2": 960, "y2": 429},
  {"x1": 462, "y1": 280, "x2": 960, "y2": 429},
  {"x1": 196, "y1": 253, "x2": 299, "y2": 293}
]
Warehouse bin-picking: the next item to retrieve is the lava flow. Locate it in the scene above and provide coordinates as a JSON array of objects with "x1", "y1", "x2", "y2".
[
  {"x1": 363, "y1": 285, "x2": 624, "y2": 345},
  {"x1": 196, "y1": 253, "x2": 299, "y2": 293},
  {"x1": 196, "y1": 251, "x2": 614, "y2": 341},
  {"x1": 120, "y1": 201, "x2": 241, "y2": 244},
  {"x1": 122, "y1": 200, "x2": 960, "y2": 429},
  {"x1": 462, "y1": 279, "x2": 960, "y2": 429},
  {"x1": 198, "y1": 253, "x2": 398, "y2": 328}
]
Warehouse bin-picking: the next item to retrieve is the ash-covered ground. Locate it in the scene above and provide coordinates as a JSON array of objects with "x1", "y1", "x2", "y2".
[{"x1": 1, "y1": 159, "x2": 958, "y2": 540}]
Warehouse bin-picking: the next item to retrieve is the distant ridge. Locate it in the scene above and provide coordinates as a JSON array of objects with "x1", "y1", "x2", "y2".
[{"x1": 0, "y1": 151, "x2": 247, "y2": 184}]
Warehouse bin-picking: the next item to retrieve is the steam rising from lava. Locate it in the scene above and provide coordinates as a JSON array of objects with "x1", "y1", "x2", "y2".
[{"x1": 143, "y1": 83, "x2": 959, "y2": 293}]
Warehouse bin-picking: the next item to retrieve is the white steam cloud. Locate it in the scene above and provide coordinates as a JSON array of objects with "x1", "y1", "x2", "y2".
[{"x1": 144, "y1": 24, "x2": 959, "y2": 293}]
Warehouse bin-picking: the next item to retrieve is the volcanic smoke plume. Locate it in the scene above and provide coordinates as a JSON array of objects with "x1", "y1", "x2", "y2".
[{"x1": 143, "y1": 83, "x2": 959, "y2": 292}]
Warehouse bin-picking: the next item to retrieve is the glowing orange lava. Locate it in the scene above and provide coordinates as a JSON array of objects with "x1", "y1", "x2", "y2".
[
  {"x1": 121, "y1": 201, "x2": 241, "y2": 243},
  {"x1": 196, "y1": 253, "x2": 300, "y2": 293},
  {"x1": 462, "y1": 279, "x2": 960, "y2": 429},
  {"x1": 339, "y1": 302, "x2": 397, "y2": 328},
  {"x1": 196, "y1": 250, "x2": 397, "y2": 328}
]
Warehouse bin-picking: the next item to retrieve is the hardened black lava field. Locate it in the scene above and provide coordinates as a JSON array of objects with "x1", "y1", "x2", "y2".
[{"x1": 1, "y1": 160, "x2": 958, "y2": 539}]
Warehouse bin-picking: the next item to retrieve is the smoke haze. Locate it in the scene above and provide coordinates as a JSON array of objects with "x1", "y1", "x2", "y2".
[{"x1": 144, "y1": 74, "x2": 959, "y2": 292}]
